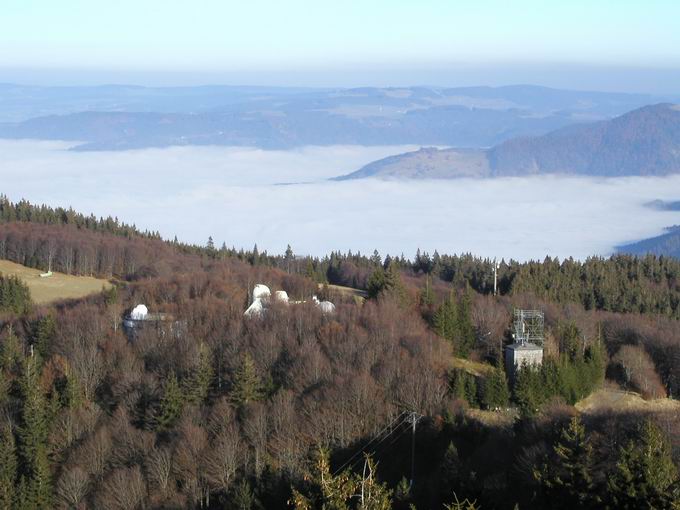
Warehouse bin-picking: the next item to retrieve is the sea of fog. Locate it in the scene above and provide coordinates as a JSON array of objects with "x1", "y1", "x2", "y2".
[{"x1": 2, "y1": 140, "x2": 680, "y2": 261}]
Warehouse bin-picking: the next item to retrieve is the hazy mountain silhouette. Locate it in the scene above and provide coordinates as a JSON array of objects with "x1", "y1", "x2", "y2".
[
  {"x1": 0, "y1": 84, "x2": 674, "y2": 151},
  {"x1": 337, "y1": 103, "x2": 680, "y2": 179}
]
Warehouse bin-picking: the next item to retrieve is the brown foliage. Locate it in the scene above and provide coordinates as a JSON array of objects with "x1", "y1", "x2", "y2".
[{"x1": 612, "y1": 344, "x2": 667, "y2": 399}]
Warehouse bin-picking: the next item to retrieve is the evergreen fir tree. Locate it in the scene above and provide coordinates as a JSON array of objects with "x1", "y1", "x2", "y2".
[
  {"x1": 1, "y1": 326, "x2": 23, "y2": 376},
  {"x1": 463, "y1": 374, "x2": 478, "y2": 407},
  {"x1": 367, "y1": 267, "x2": 387, "y2": 299},
  {"x1": 607, "y1": 420, "x2": 680, "y2": 509},
  {"x1": 480, "y1": 368, "x2": 510, "y2": 410},
  {"x1": 513, "y1": 362, "x2": 543, "y2": 417},
  {"x1": 231, "y1": 479, "x2": 260, "y2": 510},
  {"x1": 0, "y1": 424, "x2": 17, "y2": 509},
  {"x1": 30, "y1": 315, "x2": 56, "y2": 360},
  {"x1": 18, "y1": 355, "x2": 52, "y2": 509},
  {"x1": 0, "y1": 274, "x2": 32, "y2": 315},
  {"x1": 185, "y1": 343, "x2": 214, "y2": 404},
  {"x1": 451, "y1": 370, "x2": 467, "y2": 402},
  {"x1": 434, "y1": 292, "x2": 458, "y2": 346},
  {"x1": 440, "y1": 442, "x2": 463, "y2": 501},
  {"x1": 231, "y1": 354, "x2": 264, "y2": 406},
  {"x1": 285, "y1": 244, "x2": 294, "y2": 273},
  {"x1": 534, "y1": 416, "x2": 598, "y2": 509},
  {"x1": 156, "y1": 373, "x2": 184, "y2": 432},
  {"x1": 456, "y1": 286, "x2": 476, "y2": 357},
  {"x1": 419, "y1": 275, "x2": 434, "y2": 308}
]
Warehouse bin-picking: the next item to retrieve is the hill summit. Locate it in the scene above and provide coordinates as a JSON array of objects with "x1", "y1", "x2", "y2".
[{"x1": 337, "y1": 103, "x2": 680, "y2": 179}]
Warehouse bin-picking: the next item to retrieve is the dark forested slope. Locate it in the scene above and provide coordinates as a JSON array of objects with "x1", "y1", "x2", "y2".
[
  {"x1": 618, "y1": 225, "x2": 680, "y2": 259},
  {"x1": 1, "y1": 200, "x2": 680, "y2": 509}
]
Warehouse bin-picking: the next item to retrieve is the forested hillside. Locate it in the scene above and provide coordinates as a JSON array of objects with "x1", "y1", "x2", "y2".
[
  {"x1": 338, "y1": 103, "x2": 680, "y2": 179},
  {"x1": 618, "y1": 225, "x2": 680, "y2": 259},
  {"x1": 0, "y1": 200, "x2": 680, "y2": 508}
]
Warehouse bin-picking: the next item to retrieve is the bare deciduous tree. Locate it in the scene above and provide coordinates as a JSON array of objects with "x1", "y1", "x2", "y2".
[
  {"x1": 55, "y1": 466, "x2": 89, "y2": 510},
  {"x1": 97, "y1": 466, "x2": 147, "y2": 510}
]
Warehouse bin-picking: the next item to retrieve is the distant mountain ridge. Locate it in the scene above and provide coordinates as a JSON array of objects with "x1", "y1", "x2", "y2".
[
  {"x1": 337, "y1": 103, "x2": 680, "y2": 179},
  {"x1": 618, "y1": 226, "x2": 680, "y2": 259},
  {"x1": 0, "y1": 84, "x2": 676, "y2": 151}
]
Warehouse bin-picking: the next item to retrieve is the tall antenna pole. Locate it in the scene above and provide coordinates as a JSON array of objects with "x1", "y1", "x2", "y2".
[
  {"x1": 493, "y1": 258, "x2": 498, "y2": 296},
  {"x1": 409, "y1": 412, "x2": 418, "y2": 490}
]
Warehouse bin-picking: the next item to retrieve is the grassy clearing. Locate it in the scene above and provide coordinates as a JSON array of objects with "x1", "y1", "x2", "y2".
[
  {"x1": 0, "y1": 259, "x2": 111, "y2": 304},
  {"x1": 452, "y1": 356, "x2": 496, "y2": 377},
  {"x1": 319, "y1": 283, "x2": 368, "y2": 303},
  {"x1": 575, "y1": 384, "x2": 680, "y2": 415}
]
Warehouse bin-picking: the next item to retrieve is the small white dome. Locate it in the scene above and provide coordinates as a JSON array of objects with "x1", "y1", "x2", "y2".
[
  {"x1": 130, "y1": 304, "x2": 148, "y2": 320},
  {"x1": 253, "y1": 284, "x2": 271, "y2": 301},
  {"x1": 275, "y1": 290, "x2": 289, "y2": 303},
  {"x1": 316, "y1": 300, "x2": 335, "y2": 314}
]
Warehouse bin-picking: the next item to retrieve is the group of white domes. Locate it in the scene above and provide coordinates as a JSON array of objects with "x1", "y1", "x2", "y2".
[{"x1": 244, "y1": 284, "x2": 335, "y2": 317}]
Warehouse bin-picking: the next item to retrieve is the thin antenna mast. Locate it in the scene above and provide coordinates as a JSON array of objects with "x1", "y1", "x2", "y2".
[
  {"x1": 493, "y1": 258, "x2": 498, "y2": 296},
  {"x1": 409, "y1": 412, "x2": 419, "y2": 490}
]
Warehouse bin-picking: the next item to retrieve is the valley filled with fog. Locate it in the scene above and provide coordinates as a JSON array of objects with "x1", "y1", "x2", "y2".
[{"x1": 2, "y1": 139, "x2": 680, "y2": 261}]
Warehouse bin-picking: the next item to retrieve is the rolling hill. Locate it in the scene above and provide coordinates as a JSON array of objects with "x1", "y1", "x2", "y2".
[
  {"x1": 337, "y1": 103, "x2": 680, "y2": 179},
  {"x1": 0, "y1": 84, "x2": 674, "y2": 151},
  {"x1": 617, "y1": 226, "x2": 680, "y2": 259}
]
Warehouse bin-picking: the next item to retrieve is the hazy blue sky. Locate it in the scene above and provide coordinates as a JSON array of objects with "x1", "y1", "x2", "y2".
[{"x1": 2, "y1": 0, "x2": 680, "y2": 92}]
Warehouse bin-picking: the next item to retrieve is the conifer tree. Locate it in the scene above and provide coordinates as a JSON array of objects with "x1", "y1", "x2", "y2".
[
  {"x1": 18, "y1": 355, "x2": 52, "y2": 509},
  {"x1": 456, "y1": 287, "x2": 476, "y2": 357},
  {"x1": 434, "y1": 292, "x2": 458, "y2": 345},
  {"x1": 0, "y1": 274, "x2": 32, "y2": 315},
  {"x1": 31, "y1": 315, "x2": 56, "y2": 360},
  {"x1": 607, "y1": 420, "x2": 680, "y2": 509},
  {"x1": 463, "y1": 374, "x2": 478, "y2": 407},
  {"x1": 186, "y1": 343, "x2": 214, "y2": 404},
  {"x1": 440, "y1": 442, "x2": 464, "y2": 501},
  {"x1": 534, "y1": 416, "x2": 598, "y2": 509},
  {"x1": 419, "y1": 275, "x2": 434, "y2": 308},
  {"x1": 231, "y1": 479, "x2": 260, "y2": 510},
  {"x1": 64, "y1": 364, "x2": 84, "y2": 409},
  {"x1": 0, "y1": 424, "x2": 17, "y2": 509},
  {"x1": 1, "y1": 325, "x2": 23, "y2": 378},
  {"x1": 367, "y1": 267, "x2": 387, "y2": 299},
  {"x1": 513, "y1": 362, "x2": 543, "y2": 417},
  {"x1": 156, "y1": 373, "x2": 184, "y2": 432},
  {"x1": 231, "y1": 353, "x2": 264, "y2": 406},
  {"x1": 480, "y1": 368, "x2": 510, "y2": 410},
  {"x1": 451, "y1": 370, "x2": 467, "y2": 402},
  {"x1": 285, "y1": 244, "x2": 294, "y2": 274}
]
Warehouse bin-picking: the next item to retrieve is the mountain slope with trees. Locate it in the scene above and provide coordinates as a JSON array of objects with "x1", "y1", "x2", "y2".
[
  {"x1": 618, "y1": 225, "x2": 680, "y2": 259},
  {"x1": 0, "y1": 200, "x2": 679, "y2": 508},
  {"x1": 338, "y1": 103, "x2": 680, "y2": 179}
]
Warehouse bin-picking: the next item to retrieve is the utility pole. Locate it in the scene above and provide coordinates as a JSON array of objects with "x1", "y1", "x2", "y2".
[
  {"x1": 493, "y1": 257, "x2": 499, "y2": 296},
  {"x1": 409, "y1": 412, "x2": 418, "y2": 490}
]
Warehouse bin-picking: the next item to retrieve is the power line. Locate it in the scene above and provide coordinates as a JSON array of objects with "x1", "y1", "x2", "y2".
[{"x1": 332, "y1": 412, "x2": 409, "y2": 476}]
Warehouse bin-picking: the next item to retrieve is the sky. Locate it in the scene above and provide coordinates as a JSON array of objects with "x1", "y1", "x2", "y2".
[
  {"x1": 2, "y1": 1, "x2": 680, "y2": 92},
  {"x1": 2, "y1": 140, "x2": 680, "y2": 261}
]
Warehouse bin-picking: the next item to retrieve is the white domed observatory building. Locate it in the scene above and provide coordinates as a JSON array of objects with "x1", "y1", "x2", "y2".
[{"x1": 505, "y1": 309, "x2": 544, "y2": 380}]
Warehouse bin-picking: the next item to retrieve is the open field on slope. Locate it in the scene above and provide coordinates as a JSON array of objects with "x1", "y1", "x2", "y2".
[
  {"x1": 575, "y1": 386, "x2": 680, "y2": 415},
  {"x1": 0, "y1": 259, "x2": 111, "y2": 304},
  {"x1": 320, "y1": 283, "x2": 368, "y2": 302}
]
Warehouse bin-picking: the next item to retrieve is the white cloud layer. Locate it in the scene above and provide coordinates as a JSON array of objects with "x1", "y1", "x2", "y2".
[{"x1": 2, "y1": 140, "x2": 680, "y2": 261}]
